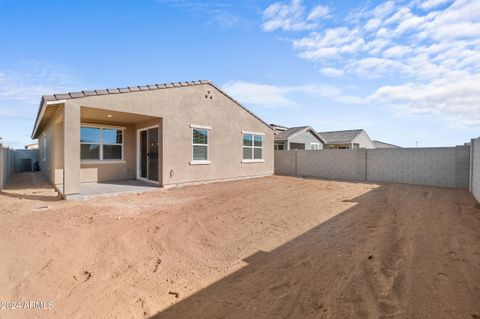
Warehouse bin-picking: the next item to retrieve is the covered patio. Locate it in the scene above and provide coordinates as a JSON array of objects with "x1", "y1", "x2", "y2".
[{"x1": 34, "y1": 100, "x2": 162, "y2": 198}]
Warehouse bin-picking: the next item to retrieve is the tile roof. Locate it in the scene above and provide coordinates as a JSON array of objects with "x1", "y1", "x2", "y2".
[
  {"x1": 42, "y1": 80, "x2": 212, "y2": 102},
  {"x1": 372, "y1": 140, "x2": 401, "y2": 148},
  {"x1": 275, "y1": 126, "x2": 309, "y2": 140},
  {"x1": 318, "y1": 129, "x2": 364, "y2": 144},
  {"x1": 270, "y1": 123, "x2": 289, "y2": 131},
  {"x1": 274, "y1": 126, "x2": 326, "y2": 143}
]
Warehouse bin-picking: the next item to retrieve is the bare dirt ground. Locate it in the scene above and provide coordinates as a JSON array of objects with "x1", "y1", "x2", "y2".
[{"x1": 1, "y1": 172, "x2": 480, "y2": 319}]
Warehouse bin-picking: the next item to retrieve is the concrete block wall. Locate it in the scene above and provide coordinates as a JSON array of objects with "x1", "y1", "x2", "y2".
[
  {"x1": 455, "y1": 145, "x2": 471, "y2": 188},
  {"x1": 274, "y1": 150, "x2": 296, "y2": 176},
  {"x1": 275, "y1": 146, "x2": 471, "y2": 188},
  {"x1": 0, "y1": 144, "x2": 15, "y2": 191},
  {"x1": 296, "y1": 149, "x2": 366, "y2": 181},
  {"x1": 471, "y1": 137, "x2": 480, "y2": 202},
  {"x1": 367, "y1": 147, "x2": 466, "y2": 187}
]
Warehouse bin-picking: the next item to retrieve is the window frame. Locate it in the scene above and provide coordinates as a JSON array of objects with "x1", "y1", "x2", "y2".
[
  {"x1": 80, "y1": 124, "x2": 125, "y2": 163},
  {"x1": 310, "y1": 142, "x2": 320, "y2": 150},
  {"x1": 190, "y1": 125, "x2": 211, "y2": 165},
  {"x1": 241, "y1": 131, "x2": 265, "y2": 163}
]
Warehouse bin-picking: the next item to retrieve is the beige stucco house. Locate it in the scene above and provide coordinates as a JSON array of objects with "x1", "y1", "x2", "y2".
[{"x1": 32, "y1": 80, "x2": 274, "y2": 198}]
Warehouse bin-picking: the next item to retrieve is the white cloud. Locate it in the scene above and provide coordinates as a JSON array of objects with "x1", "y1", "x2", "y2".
[
  {"x1": 223, "y1": 81, "x2": 364, "y2": 109},
  {"x1": 261, "y1": 0, "x2": 480, "y2": 126},
  {"x1": 364, "y1": 18, "x2": 381, "y2": 31},
  {"x1": 419, "y1": 0, "x2": 451, "y2": 10},
  {"x1": 0, "y1": 64, "x2": 79, "y2": 105},
  {"x1": 383, "y1": 45, "x2": 412, "y2": 58},
  {"x1": 223, "y1": 81, "x2": 297, "y2": 108},
  {"x1": 212, "y1": 12, "x2": 240, "y2": 29},
  {"x1": 262, "y1": 0, "x2": 330, "y2": 32},
  {"x1": 371, "y1": 76, "x2": 480, "y2": 125},
  {"x1": 346, "y1": 57, "x2": 409, "y2": 78},
  {"x1": 320, "y1": 67, "x2": 344, "y2": 77},
  {"x1": 307, "y1": 5, "x2": 330, "y2": 21},
  {"x1": 293, "y1": 27, "x2": 365, "y2": 59}
]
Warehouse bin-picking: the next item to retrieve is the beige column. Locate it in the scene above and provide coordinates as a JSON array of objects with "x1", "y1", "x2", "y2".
[{"x1": 63, "y1": 102, "x2": 81, "y2": 195}]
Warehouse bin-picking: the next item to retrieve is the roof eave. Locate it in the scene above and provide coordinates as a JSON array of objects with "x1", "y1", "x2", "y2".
[
  {"x1": 31, "y1": 97, "x2": 47, "y2": 139},
  {"x1": 31, "y1": 98, "x2": 66, "y2": 139}
]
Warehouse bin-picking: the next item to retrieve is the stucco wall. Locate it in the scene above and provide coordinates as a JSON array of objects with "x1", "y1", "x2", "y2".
[
  {"x1": 353, "y1": 130, "x2": 375, "y2": 149},
  {"x1": 471, "y1": 137, "x2": 480, "y2": 202},
  {"x1": 39, "y1": 83, "x2": 273, "y2": 193},
  {"x1": 275, "y1": 146, "x2": 471, "y2": 188},
  {"x1": 38, "y1": 108, "x2": 64, "y2": 185}
]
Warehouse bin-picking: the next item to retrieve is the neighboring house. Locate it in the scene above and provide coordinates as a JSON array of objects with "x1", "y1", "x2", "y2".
[
  {"x1": 32, "y1": 80, "x2": 274, "y2": 198},
  {"x1": 318, "y1": 129, "x2": 375, "y2": 149},
  {"x1": 25, "y1": 143, "x2": 38, "y2": 150},
  {"x1": 271, "y1": 124, "x2": 325, "y2": 150},
  {"x1": 372, "y1": 140, "x2": 401, "y2": 148},
  {"x1": 14, "y1": 149, "x2": 39, "y2": 172}
]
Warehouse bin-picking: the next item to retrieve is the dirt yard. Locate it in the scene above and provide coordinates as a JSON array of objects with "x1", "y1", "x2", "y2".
[{"x1": 1, "y1": 173, "x2": 480, "y2": 319}]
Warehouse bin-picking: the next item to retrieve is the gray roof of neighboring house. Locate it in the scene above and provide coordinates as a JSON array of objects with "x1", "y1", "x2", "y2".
[
  {"x1": 373, "y1": 140, "x2": 401, "y2": 148},
  {"x1": 270, "y1": 123, "x2": 289, "y2": 131},
  {"x1": 275, "y1": 126, "x2": 325, "y2": 143},
  {"x1": 318, "y1": 129, "x2": 364, "y2": 144},
  {"x1": 32, "y1": 80, "x2": 275, "y2": 138}
]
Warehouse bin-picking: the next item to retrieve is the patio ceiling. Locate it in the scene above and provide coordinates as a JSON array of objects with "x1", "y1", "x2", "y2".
[{"x1": 81, "y1": 106, "x2": 159, "y2": 124}]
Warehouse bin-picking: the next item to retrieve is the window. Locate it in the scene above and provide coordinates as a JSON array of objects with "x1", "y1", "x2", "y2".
[
  {"x1": 311, "y1": 143, "x2": 320, "y2": 150},
  {"x1": 80, "y1": 126, "x2": 123, "y2": 161},
  {"x1": 274, "y1": 143, "x2": 284, "y2": 151},
  {"x1": 243, "y1": 133, "x2": 263, "y2": 160},
  {"x1": 192, "y1": 128, "x2": 209, "y2": 162}
]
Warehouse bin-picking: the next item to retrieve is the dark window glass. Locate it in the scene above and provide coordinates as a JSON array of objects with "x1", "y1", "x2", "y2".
[
  {"x1": 243, "y1": 147, "x2": 252, "y2": 160},
  {"x1": 103, "y1": 145, "x2": 122, "y2": 160},
  {"x1": 193, "y1": 145, "x2": 208, "y2": 161},
  {"x1": 254, "y1": 148, "x2": 262, "y2": 159},
  {"x1": 81, "y1": 144, "x2": 100, "y2": 160}
]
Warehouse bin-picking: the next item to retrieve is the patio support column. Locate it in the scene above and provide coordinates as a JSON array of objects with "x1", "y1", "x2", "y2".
[{"x1": 63, "y1": 102, "x2": 81, "y2": 196}]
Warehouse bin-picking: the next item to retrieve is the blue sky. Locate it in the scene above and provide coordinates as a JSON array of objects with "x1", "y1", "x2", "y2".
[{"x1": 0, "y1": 0, "x2": 478, "y2": 148}]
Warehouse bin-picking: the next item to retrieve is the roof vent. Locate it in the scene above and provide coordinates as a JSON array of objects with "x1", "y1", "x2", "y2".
[{"x1": 205, "y1": 90, "x2": 214, "y2": 100}]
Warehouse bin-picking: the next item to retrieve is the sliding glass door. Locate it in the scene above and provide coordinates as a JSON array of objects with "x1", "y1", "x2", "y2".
[{"x1": 139, "y1": 127, "x2": 159, "y2": 182}]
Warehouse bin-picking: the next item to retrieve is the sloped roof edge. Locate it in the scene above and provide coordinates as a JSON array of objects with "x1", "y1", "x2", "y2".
[{"x1": 31, "y1": 80, "x2": 275, "y2": 138}]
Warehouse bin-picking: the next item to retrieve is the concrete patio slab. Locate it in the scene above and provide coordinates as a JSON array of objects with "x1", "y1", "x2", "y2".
[{"x1": 56, "y1": 179, "x2": 160, "y2": 200}]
